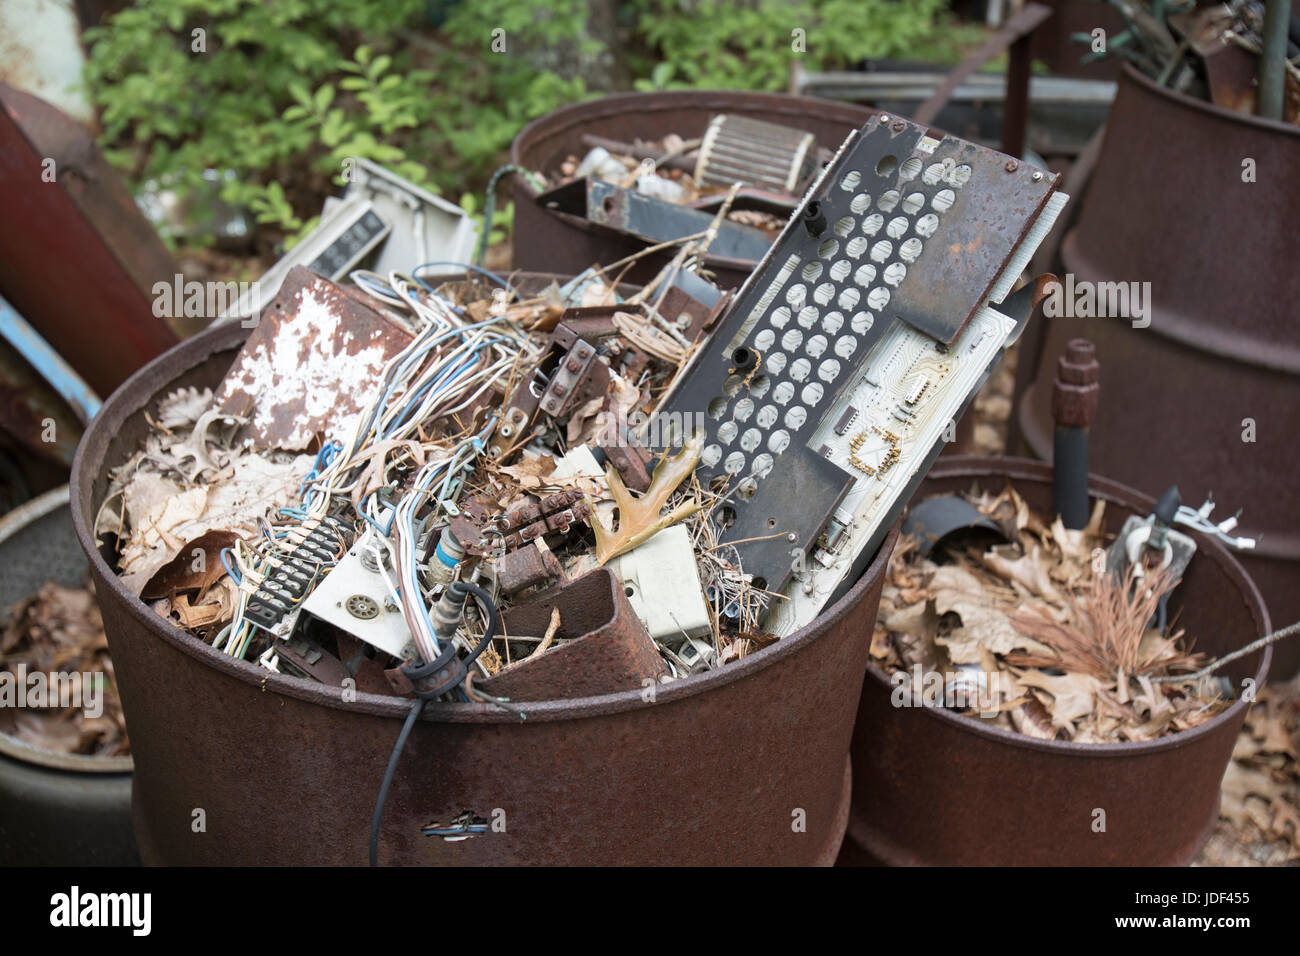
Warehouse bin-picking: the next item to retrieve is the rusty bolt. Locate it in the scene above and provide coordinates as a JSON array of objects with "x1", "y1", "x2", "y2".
[
  {"x1": 567, "y1": 359, "x2": 582, "y2": 373},
  {"x1": 552, "y1": 384, "x2": 566, "y2": 397},
  {"x1": 1051, "y1": 338, "x2": 1100, "y2": 428},
  {"x1": 1004, "y1": 160, "x2": 1019, "y2": 173},
  {"x1": 892, "y1": 121, "x2": 906, "y2": 132}
]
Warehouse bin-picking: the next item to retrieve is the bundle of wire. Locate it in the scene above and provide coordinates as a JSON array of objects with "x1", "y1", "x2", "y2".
[{"x1": 217, "y1": 265, "x2": 533, "y2": 673}]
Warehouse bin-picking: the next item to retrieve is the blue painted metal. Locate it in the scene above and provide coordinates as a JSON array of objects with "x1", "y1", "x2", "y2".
[{"x1": 0, "y1": 293, "x2": 101, "y2": 424}]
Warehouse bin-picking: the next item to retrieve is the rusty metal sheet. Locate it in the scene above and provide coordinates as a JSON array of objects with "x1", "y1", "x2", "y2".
[
  {"x1": 214, "y1": 266, "x2": 413, "y2": 451},
  {"x1": 846, "y1": 118, "x2": 1059, "y2": 344},
  {"x1": 480, "y1": 569, "x2": 666, "y2": 701},
  {"x1": 0, "y1": 83, "x2": 180, "y2": 397}
]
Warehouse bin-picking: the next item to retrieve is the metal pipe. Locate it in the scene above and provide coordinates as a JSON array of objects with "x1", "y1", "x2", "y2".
[
  {"x1": 1259, "y1": 0, "x2": 1290, "y2": 121},
  {"x1": 1051, "y1": 338, "x2": 1099, "y2": 529}
]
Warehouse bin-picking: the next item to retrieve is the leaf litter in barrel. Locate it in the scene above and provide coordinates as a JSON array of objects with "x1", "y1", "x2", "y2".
[
  {"x1": 873, "y1": 484, "x2": 1230, "y2": 743},
  {"x1": 0, "y1": 581, "x2": 129, "y2": 756}
]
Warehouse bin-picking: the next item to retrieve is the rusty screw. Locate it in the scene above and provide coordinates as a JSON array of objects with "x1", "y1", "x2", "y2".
[{"x1": 1004, "y1": 160, "x2": 1019, "y2": 173}]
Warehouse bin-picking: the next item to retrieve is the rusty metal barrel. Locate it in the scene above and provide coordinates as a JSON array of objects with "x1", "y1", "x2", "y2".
[
  {"x1": 1014, "y1": 64, "x2": 1300, "y2": 677},
  {"x1": 843, "y1": 456, "x2": 1271, "y2": 867},
  {"x1": 69, "y1": 283, "x2": 896, "y2": 866},
  {"x1": 0, "y1": 487, "x2": 137, "y2": 865},
  {"x1": 510, "y1": 91, "x2": 874, "y2": 288}
]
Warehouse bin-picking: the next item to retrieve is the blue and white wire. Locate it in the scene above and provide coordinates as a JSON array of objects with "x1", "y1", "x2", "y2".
[{"x1": 413, "y1": 261, "x2": 514, "y2": 296}]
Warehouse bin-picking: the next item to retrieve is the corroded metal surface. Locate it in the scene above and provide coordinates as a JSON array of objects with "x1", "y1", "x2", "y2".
[
  {"x1": 1014, "y1": 65, "x2": 1300, "y2": 677},
  {"x1": 214, "y1": 266, "x2": 413, "y2": 451},
  {"x1": 481, "y1": 569, "x2": 666, "y2": 701},
  {"x1": 510, "y1": 91, "x2": 875, "y2": 289},
  {"x1": 0, "y1": 335, "x2": 83, "y2": 467},
  {"x1": 70, "y1": 283, "x2": 896, "y2": 866},
  {"x1": 845, "y1": 457, "x2": 1272, "y2": 867}
]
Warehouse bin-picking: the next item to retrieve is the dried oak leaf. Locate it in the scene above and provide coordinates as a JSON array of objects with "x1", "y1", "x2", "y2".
[
  {"x1": 928, "y1": 564, "x2": 1051, "y2": 664},
  {"x1": 141, "y1": 529, "x2": 242, "y2": 600},
  {"x1": 1015, "y1": 669, "x2": 1103, "y2": 730},
  {"x1": 155, "y1": 386, "x2": 215, "y2": 431}
]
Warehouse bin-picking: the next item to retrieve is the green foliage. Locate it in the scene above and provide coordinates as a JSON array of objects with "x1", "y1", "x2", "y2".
[
  {"x1": 83, "y1": 0, "x2": 433, "y2": 238},
  {"x1": 631, "y1": 0, "x2": 984, "y2": 92},
  {"x1": 83, "y1": 0, "x2": 990, "y2": 253}
]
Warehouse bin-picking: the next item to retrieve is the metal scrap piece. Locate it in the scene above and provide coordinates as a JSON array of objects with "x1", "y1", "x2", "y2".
[
  {"x1": 499, "y1": 491, "x2": 590, "y2": 551},
  {"x1": 537, "y1": 177, "x2": 773, "y2": 261},
  {"x1": 496, "y1": 540, "x2": 565, "y2": 596},
  {"x1": 479, "y1": 568, "x2": 667, "y2": 701},
  {"x1": 214, "y1": 266, "x2": 413, "y2": 451},
  {"x1": 653, "y1": 113, "x2": 1061, "y2": 594}
]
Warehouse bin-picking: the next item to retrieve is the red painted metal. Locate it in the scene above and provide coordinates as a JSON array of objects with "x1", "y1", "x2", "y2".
[
  {"x1": 0, "y1": 83, "x2": 181, "y2": 397},
  {"x1": 509, "y1": 91, "x2": 875, "y2": 289},
  {"x1": 1014, "y1": 64, "x2": 1300, "y2": 677},
  {"x1": 845, "y1": 456, "x2": 1272, "y2": 867},
  {"x1": 70, "y1": 277, "x2": 896, "y2": 866}
]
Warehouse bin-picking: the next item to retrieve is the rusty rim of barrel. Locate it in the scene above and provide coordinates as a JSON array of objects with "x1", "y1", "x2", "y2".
[
  {"x1": 508, "y1": 91, "x2": 875, "y2": 275},
  {"x1": 860, "y1": 455, "x2": 1272, "y2": 757},
  {"x1": 70, "y1": 281, "x2": 899, "y2": 726}
]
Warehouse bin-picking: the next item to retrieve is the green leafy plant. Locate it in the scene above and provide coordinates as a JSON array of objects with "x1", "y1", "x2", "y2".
[
  {"x1": 630, "y1": 0, "x2": 985, "y2": 92},
  {"x1": 83, "y1": 0, "x2": 994, "y2": 261},
  {"x1": 83, "y1": 0, "x2": 603, "y2": 251}
]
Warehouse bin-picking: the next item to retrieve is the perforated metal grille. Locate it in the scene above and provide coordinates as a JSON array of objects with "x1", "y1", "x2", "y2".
[{"x1": 655, "y1": 114, "x2": 1059, "y2": 594}]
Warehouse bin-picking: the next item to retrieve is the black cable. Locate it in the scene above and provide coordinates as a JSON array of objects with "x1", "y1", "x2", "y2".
[
  {"x1": 369, "y1": 697, "x2": 424, "y2": 867},
  {"x1": 368, "y1": 580, "x2": 500, "y2": 866},
  {"x1": 453, "y1": 580, "x2": 499, "y2": 670}
]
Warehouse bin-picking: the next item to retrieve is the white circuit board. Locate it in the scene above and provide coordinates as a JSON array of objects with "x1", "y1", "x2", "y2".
[{"x1": 766, "y1": 302, "x2": 1017, "y2": 636}]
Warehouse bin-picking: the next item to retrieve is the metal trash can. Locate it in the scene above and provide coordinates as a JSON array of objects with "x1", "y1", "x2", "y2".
[
  {"x1": 0, "y1": 487, "x2": 137, "y2": 866},
  {"x1": 844, "y1": 457, "x2": 1271, "y2": 867},
  {"x1": 70, "y1": 279, "x2": 896, "y2": 866}
]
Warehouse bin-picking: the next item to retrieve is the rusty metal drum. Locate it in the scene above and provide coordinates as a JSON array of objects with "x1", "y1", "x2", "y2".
[
  {"x1": 844, "y1": 457, "x2": 1271, "y2": 867},
  {"x1": 70, "y1": 277, "x2": 896, "y2": 866},
  {"x1": 1013, "y1": 64, "x2": 1300, "y2": 677}
]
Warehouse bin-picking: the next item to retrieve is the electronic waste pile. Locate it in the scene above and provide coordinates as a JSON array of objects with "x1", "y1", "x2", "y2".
[{"x1": 94, "y1": 112, "x2": 1068, "y2": 711}]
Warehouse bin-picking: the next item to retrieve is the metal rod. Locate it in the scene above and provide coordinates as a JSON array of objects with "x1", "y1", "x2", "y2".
[
  {"x1": 1258, "y1": 0, "x2": 1289, "y2": 121},
  {"x1": 1051, "y1": 339, "x2": 1099, "y2": 530},
  {"x1": 914, "y1": 2, "x2": 1052, "y2": 130}
]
